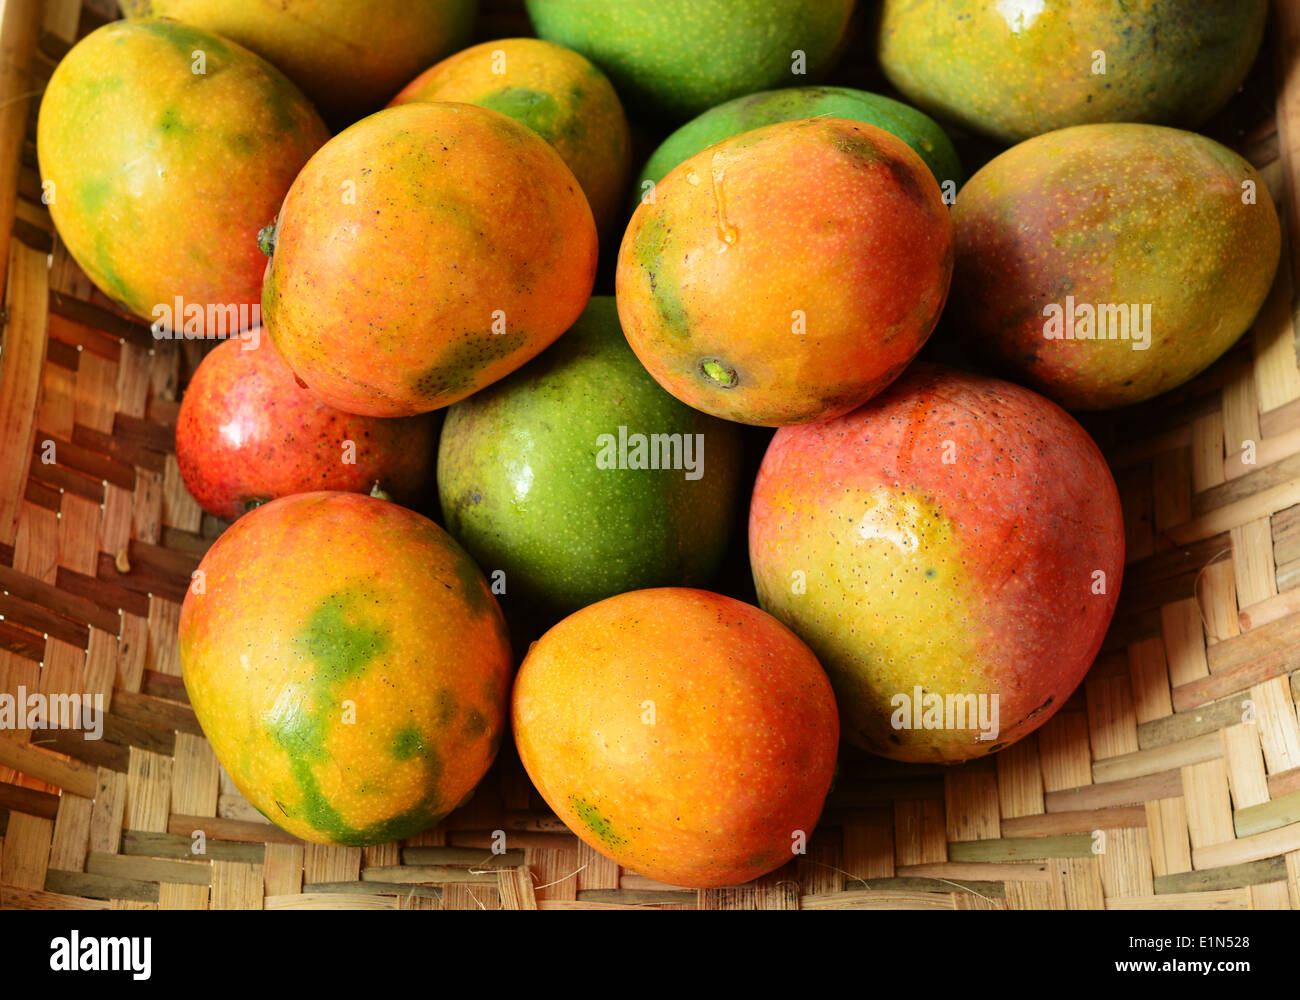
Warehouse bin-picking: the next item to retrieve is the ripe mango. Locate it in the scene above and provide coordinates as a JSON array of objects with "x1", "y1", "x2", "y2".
[
  {"x1": 750, "y1": 365, "x2": 1124, "y2": 763},
  {"x1": 121, "y1": 0, "x2": 477, "y2": 123},
  {"x1": 37, "y1": 19, "x2": 327, "y2": 333},
  {"x1": 617, "y1": 117, "x2": 952, "y2": 426},
  {"x1": 391, "y1": 38, "x2": 631, "y2": 236},
  {"x1": 513, "y1": 588, "x2": 839, "y2": 887},
  {"x1": 951, "y1": 123, "x2": 1280, "y2": 410},
  {"x1": 261, "y1": 102, "x2": 598, "y2": 418}
]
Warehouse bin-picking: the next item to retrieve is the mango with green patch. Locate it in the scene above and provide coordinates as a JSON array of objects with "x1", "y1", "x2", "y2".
[
  {"x1": 512, "y1": 588, "x2": 839, "y2": 887},
  {"x1": 878, "y1": 0, "x2": 1268, "y2": 144},
  {"x1": 36, "y1": 18, "x2": 327, "y2": 332},
  {"x1": 951, "y1": 123, "x2": 1281, "y2": 410},
  {"x1": 617, "y1": 117, "x2": 952, "y2": 426},
  {"x1": 636, "y1": 85, "x2": 962, "y2": 207},
  {"x1": 525, "y1": 0, "x2": 856, "y2": 121},
  {"x1": 749, "y1": 365, "x2": 1123, "y2": 763},
  {"x1": 391, "y1": 38, "x2": 631, "y2": 236},
  {"x1": 261, "y1": 102, "x2": 599, "y2": 418},
  {"x1": 179, "y1": 492, "x2": 512, "y2": 845},
  {"x1": 120, "y1": 0, "x2": 477, "y2": 124}
]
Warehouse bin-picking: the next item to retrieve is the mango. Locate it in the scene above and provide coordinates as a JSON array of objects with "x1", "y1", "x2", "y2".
[
  {"x1": 176, "y1": 335, "x2": 436, "y2": 520},
  {"x1": 179, "y1": 491, "x2": 513, "y2": 845},
  {"x1": 121, "y1": 0, "x2": 477, "y2": 123},
  {"x1": 261, "y1": 102, "x2": 598, "y2": 418},
  {"x1": 951, "y1": 123, "x2": 1280, "y2": 410},
  {"x1": 36, "y1": 18, "x2": 327, "y2": 333},
  {"x1": 437, "y1": 298, "x2": 742, "y2": 615},
  {"x1": 750, "y1": 365, "x2": 1124, "y2": 763},
  {"x1": 391, "y1": 38, "x2": 631, "y2": 236},
  {"x1": 512, "y1": 587, "x2": 839, "y2": 887},
  {"x1": 617, "y1": 117, "x2": 952, "y2": 426},
  {"x1": 637, "y1": 86, "x2": 962, "y2": 203},
  {"x1": 525, "y1": 0, "x2": 856, "y2": 120},
  {"x1": 878, "y1": 0, "x2": 1268, "y2": 144}
]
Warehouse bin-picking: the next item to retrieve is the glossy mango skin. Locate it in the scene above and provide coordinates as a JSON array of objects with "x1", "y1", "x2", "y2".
[
  {"x1": 525, "y1": 0, "x2": 856, "y2": 120},
  {"x1": 36, "y1": 18, "x2": 328, "y2": 331},
  {"x1": 391, "y1": 38, "x2": 631, "y2": 236},
  {"x1": 438, "y1": 298, "x2": 743, "y2": 615},
  {"x1": 637, "y1": 86, "x2": 963, "y2": 198},
  {"x1": 121, "y1": 0, "x2": 477, "y2": 123},
  {"x1": 749, "y1": 365, "x2": 1123, "y2": 763},
  {"x1": 179, "y1": 492, "x2": 512, "y2": 846},
  {"x1": 878, "y1": 0, "x2": 1268, "y2": 144},
  {"x1": 616, "y1": 117, "x2": 952, "y2": 427},
  {"x1": 175, "y1": 335, "x2": 436, "y2": 520},
  {"x1": 262, "y1": 102, "x2": 599, "y2": 418},
  {"x1": 512, "y1": 588, "x2": 839, "y2": 887},
  {"x1": 951, "y1": 124, "x2": 1281, "y2": 410}
]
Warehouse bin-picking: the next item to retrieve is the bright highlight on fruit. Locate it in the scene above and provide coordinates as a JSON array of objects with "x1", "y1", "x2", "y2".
[{"x1": 750, "y1": 365, "x2": 1125, "y2": 763}]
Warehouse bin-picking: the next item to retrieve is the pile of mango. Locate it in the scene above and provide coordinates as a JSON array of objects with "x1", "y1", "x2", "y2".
[{"x1": 36, "y1": 1, "x2": 1278, "y2": 888}]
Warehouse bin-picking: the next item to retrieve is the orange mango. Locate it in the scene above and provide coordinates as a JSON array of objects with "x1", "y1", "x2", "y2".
[
  {"x1": 512, "y1": 588, "x2": 839, "y2": 887},
  {"x1": 616, "y1": 117, "x2": 951, "y2": 426},
  {"x1": 262, "y1": 102, "x2": 598, "y2": 417}
]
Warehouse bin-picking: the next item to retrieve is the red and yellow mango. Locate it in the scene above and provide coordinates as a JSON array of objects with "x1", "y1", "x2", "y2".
[
  {"x1": 750, "y1": 365, "x2": 1124, "y2": 763},
  {"x1": 616, "y1": 117, "x2": 952, "y2": 426}
]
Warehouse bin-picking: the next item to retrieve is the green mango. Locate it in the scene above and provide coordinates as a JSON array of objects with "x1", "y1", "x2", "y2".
[
  {"x1": 437, "y1": 298, "x2": 744, "y2": 614},
  {"x1": 636, "y1": 86, "x2": 962, "y2": 207},
  {"x1": 524, "y1": 0, "x2": 856, "y2": 120}
]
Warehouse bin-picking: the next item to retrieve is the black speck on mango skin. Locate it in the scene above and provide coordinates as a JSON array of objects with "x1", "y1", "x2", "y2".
[
  {"x1": 569, "y1": 796, "x2": 627, "y2": 849},
  {"x1": 632, "y1": 209, "x2": 692, "y2": 340},
  {"x1": 410, "y1": 330, "x2": 528, "y2": 400},
  {"x1": 295, "y1": 592, "x2": 389, "y2": 686}
]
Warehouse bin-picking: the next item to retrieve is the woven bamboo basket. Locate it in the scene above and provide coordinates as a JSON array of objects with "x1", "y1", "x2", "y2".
[{"x1": 1, "y1": 0, "x2": 1299, "y2": 912}]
